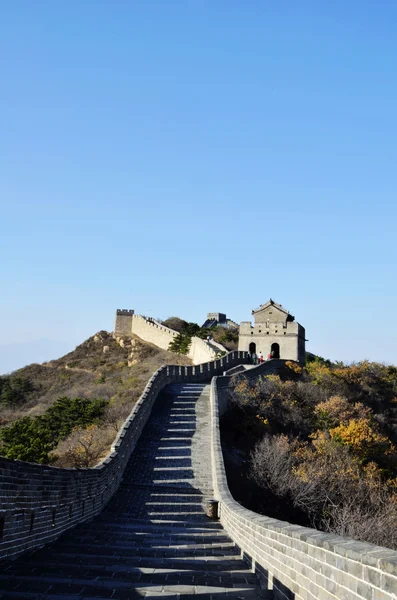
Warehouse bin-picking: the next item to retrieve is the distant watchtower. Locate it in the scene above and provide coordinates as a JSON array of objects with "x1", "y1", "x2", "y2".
[
  {"x1": 238, "y1": 299, "x2": 305, "y2": 362},
  {"x1": 114, "y1": 309, "x2": 134, "y2": 335}
]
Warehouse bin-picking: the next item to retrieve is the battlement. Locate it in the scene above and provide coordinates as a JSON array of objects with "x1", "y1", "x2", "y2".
[
  {"x1": 116, "y1": 309, "x2": 134, "y2": 316},
  {"x1": 207, "y1": 312, "x2": 227, "y2": 322},
  {"x1": 132, "y1": 315, "x2": 178, "y2": 337},
  {"x1": 114, "y1": 309, "x2": 135, "y2": 335}
]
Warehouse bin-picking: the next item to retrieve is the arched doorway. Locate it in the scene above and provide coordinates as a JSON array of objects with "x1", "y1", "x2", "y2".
[
  {"x1": 249, "y1": 342, "x2": 256, "y2": 354},
  {"x1": 271, "y1": 342, "x2": 280, "y2": 359}
]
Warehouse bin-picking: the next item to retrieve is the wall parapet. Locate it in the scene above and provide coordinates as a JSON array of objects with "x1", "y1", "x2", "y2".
[
  {"x1": 210, "y1": 369, "x2": 397, "y2": 600},
  {"x1": 138, "y1": 316, "x2": 179, "y2": 337},
  {"x1": 130, "y1": 314, "x2": 228, "y2": 365},
  {"x1": 130, "y1": 315, "x2": 178, "y2": 351},
  {"x1": 187, "y1": 336, "x2": 226, "y2": 364},
  {"x1": 0, "y1": 351, "x2": 249, "y2": 561},
  {"x1": 116, "y1": 309, "x2": 134, "y2": 316}
]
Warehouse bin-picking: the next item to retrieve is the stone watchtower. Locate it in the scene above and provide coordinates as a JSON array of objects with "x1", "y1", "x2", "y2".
[
  {"x1": 238, "y1": 299, "x2": 305, "y2": 363},
  {"x1": 114, "y1": 309, "x2": 134, "y2": 335}
]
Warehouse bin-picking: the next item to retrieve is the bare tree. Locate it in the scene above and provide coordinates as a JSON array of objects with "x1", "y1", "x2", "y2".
[{"x1": 51, "y1": 425, "x2": 115, "y2": 468}]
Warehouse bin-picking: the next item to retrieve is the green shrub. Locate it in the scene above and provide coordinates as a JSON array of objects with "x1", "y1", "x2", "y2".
[
  {"x1": 0, "y1": 376, "x2": 35, "y2": 407},
  {"x1": 0, "y1": 396, "x2": 108, "y2": 464}
]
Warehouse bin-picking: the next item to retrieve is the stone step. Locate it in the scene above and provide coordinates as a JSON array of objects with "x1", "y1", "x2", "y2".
[
  {"x1": 3, "y1": 561, "x2": 261, "y2": 584},
  {"x1": 0, "y1": 573, "x2": 266, "y2": 599},
  {"x1": 24, "y1": 550, "x2": 249, "y2": 570},
  {"x1": 39, "y1": 541, "x2": 241, "y2": 558},
  {"x1": 94, "y1": 516, "x2": 223, "y2": 528},
  {"x1": 61, "y1": 529, "x2": 231, "y2": 544},
  {"x1": 0, "y1": 382, "x2": 272, "y2": 600},
  {"x1": 0, "y1": 593, "x2": 272, "y2": 600},
  {"x1": 56, "y1": 533, "x2": 234, "y2": 547},
  {"x1": 100, "y1": 513, "x2": 213, "y2": 523}
]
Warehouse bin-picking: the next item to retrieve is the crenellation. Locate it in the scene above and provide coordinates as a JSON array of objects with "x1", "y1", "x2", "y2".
[
  {"x1": 116, "y1": 309, "x2": 134, "y2": 316},
  {"x1": 114, "y1": 308, "x2": 134, "y2": 334}
]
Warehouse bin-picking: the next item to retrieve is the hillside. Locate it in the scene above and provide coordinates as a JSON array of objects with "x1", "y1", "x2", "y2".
[
  {"x1": 223, "y1": 358, "x2": 397, "y2": 549},
  {"x1": 0, "y1": 331, "x2": 191, "y2": 465}
]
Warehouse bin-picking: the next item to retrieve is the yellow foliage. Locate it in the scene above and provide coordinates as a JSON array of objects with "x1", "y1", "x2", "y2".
[
  {"x1": 314, "y1": 395, "x2": 372, "y2": 428},
  {"x1": 291, "y1": 431, "x2": 361, "y2": 484},
  {"x1": 266, "y1": 375, "x2": 281, "y2": 382},
  {"x1": 233, "y1": 379, "x2": 257, "y2": 404},
  {"x1": 256, "y1": 415, "x2": 269, "y2": 426},
  {"x1": 305, "y1": 361, "x2": 333, "y2": 385},
  {"x1": 330, "y1": 418, "x2": 392, "y2": 461},
  {"x1": 285, "y1": 361, "x2": 303, "y2": 375}
]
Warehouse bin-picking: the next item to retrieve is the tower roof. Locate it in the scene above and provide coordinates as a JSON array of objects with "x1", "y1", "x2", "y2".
[{"x1": 252, "y1": 299, "x2": 294, "y2": 320}]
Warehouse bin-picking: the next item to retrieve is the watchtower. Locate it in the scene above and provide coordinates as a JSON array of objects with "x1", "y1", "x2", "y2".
[
  {"x1": 114, "y1": 309, "x2": 134, "y2": 335},
  {"x1": 238, "y1": 299, "x2": 305, "y2": 362}
]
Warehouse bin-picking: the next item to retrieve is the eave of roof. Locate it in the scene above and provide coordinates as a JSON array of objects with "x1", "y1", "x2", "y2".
[{"x1": 252, "y1": 299, "x2": 294, "y2": 319}]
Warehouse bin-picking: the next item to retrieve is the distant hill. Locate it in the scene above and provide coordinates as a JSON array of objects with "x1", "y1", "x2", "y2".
[{"x1": 0, "y1": 331, "x2": 191, "y2": 466}]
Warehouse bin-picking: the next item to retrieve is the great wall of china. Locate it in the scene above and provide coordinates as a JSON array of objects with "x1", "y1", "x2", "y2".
[
  {"x1": 115, "y1": 311, "x2": 228, "y2": 365},
  {"x1": 0, "y1": 318, "x2": 396, "y2": 599}
]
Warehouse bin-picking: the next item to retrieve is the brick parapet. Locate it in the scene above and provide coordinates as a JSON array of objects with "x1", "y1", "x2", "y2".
[
  {"x1": 210, "y1": 370, "x2": 397, "y2": 600},
  {"x1": 187, "y1": 336, "x2": 226, "y2": 364},
  {"x1": 0, "y1": 351, "x2": 249, "y2": 561},
  {"x1": 130, "y1": 314, "x2": 228, "y2": 365}
]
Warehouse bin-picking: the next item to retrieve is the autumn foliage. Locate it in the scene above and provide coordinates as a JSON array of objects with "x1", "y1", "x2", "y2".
[{"x1": 230, "y1": 358, "x2": 397, "y2": 549}]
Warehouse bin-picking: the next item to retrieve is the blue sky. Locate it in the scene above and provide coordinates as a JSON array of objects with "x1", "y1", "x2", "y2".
[{"x1": 1, "y1": 1, "x2": 397, "y2": 373}]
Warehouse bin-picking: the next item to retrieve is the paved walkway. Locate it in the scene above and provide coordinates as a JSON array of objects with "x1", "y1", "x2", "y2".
[{"x1": 0, "y1": 383, "x2": 271, "y2": 600}]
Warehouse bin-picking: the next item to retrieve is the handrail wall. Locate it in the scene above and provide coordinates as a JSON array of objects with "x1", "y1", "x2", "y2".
[{"x1": 210, "y1": 368, "x2": 397, "y2": 600}]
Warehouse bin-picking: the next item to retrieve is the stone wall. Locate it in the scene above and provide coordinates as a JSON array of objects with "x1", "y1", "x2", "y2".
[
  {"x1": 188, "y1": 336, "x2": 217, "y2": 364},
  {"x1": 0, "y1": 351, "x2": 249, "y2": 561},
  {"x1": 239, "y1": 321, "x2": 305, "y2": 363},
  {"x1": 188, "y1": 336, "x2": 224, "y2": 364},
  {"x1": 130, "y1": 315, "x2": 178, "y2": 350},
  {"x1": 129, "y1": 314, "x2": 227, "y2": 365},
  {"x1": 114, "y1": 309, "x2": 134, "y2": 335},
  {"x1": 2, "y1": 351, "x2": 397, "y2": 598},
  {"x1": 210, "y1": 369, "x2": 397, "y2": 600}
]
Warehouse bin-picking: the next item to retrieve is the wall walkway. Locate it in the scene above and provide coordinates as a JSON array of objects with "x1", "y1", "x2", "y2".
[
  {"x1": 0, "y1": 382, "x2": 271, "y2": 599},
  {"x1": 1, "y1": 355, "x2": 397, "y2": 599},
  {"x1": 0, "y1": 351, "x2": 248, "y2": 561}
]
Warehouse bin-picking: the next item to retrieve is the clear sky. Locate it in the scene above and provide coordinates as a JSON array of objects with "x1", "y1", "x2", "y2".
[{"x1": 1, "y1": 1, "x2": 397, "y2": 373}]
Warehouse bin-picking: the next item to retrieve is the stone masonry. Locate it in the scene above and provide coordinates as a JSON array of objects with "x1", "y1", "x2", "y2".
[
  {"x1": 114, "y1": 309, "x2": 135, "y2": 335},
  {"x1": 1, "y1": 351, "x2": 397, "y2": 599},
  {"x1": 0, "y1": 382, "x2": 270, "y2": 599},
  {"x1": 0, "y1": 352, "x2": 250, "y2": 562},
  {"x1": 238, "y1": 300, "x2": 306, "y2": 363},
  {"x1": 211, "y1": 365, "x2": 397, "y2": 600},
  {"x1": 114, "y1": 311, "x2": 227, "y2": 365}
]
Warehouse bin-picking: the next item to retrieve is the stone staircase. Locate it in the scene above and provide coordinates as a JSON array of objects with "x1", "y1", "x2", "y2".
[{"x1": 0, "y1": 383, "x2": 272, "y2": 600}]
